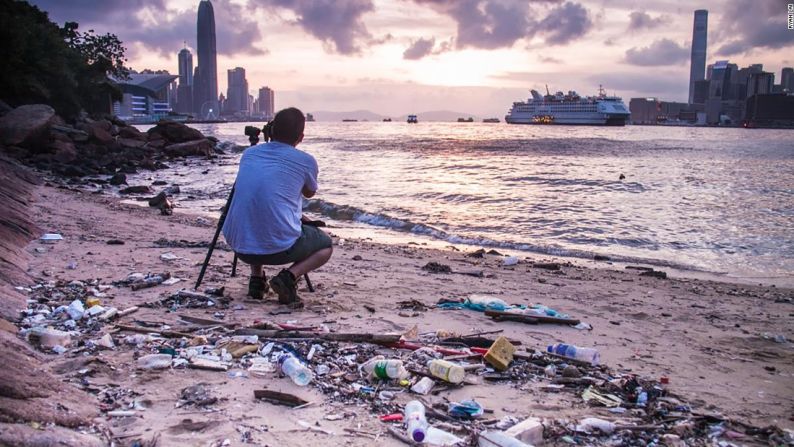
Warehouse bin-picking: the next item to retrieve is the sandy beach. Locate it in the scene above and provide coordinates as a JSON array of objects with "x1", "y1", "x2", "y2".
[{"x1": 2, "y1": 178, "x2": 790, "y2": 446}]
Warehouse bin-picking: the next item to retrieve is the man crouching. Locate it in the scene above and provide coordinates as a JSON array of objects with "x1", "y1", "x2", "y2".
[{"x1": 222, "y1": 107, "x2": 332, "y2": 306}]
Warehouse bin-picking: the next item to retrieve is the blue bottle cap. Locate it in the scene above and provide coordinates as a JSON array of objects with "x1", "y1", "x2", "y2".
[{"x1": 412, "y1": 429, "x2": 425, "y2": 442}]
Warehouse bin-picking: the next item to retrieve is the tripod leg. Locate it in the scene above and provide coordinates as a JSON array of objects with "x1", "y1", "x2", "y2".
[
  {"x1": 195, "y1": 186, "x2": 235, "y2": 290},
  {"x1": 231, "y1": 254, "x2": 238, "y2": 277},
  {"x1": 304, "y1": 274, "x2": 315, "y2": 292}
]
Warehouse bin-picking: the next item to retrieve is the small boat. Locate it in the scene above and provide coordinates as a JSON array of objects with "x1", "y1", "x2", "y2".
[
  {"x1": 407, "y1": 114, "x2": 418, "y2": 123},
  {"x1": 482, "y1": 118, "x2": 500, "y2": 123},
  {"x1": 457, "y1": 117, "x2": 474, "y2": 122},
  {"x1": 306, "y1": 113, "x2": 315, "y2": 122},
  {"x1": 382, "y1": 118, "x2": 392, "y2": 122},
  {"x1": 342, "y1": 119, "x2": 358, "y2": 122}
]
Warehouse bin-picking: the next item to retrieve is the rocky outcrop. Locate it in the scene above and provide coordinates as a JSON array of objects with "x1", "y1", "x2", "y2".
[
  {"x1": 0, "y1": 104, "x2": 61, "y2": 148},
  {"x1": 0, "y1": 156, "x2": 102, "y2": 446},
  {"x1": 0, "y1": 155, "x2": 41, "y2": 320},
  {"x1": 0, "y1": 105, "x2": 220, "y2": 178}
]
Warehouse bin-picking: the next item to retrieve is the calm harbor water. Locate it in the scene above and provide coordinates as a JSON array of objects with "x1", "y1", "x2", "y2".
[{"x1": 135, "y1": 122, "x2": 794, "y2": 284}]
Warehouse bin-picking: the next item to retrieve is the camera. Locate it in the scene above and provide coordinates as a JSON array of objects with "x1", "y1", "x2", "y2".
[{"x1": 244, "y1": 126, "x2": 261, "y2": 138}]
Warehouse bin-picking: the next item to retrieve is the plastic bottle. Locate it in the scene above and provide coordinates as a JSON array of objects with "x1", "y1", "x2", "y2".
[
  {"x1": 361, "y1": 357, "x2": 408, "y2": 379},
  {"x1": 404, "y1": 400, "x2": 429, "y2": 443},
  {"x1": 427, "y1": 359, "x2": 466, "y2": 384},
  {"x1": 546, "y1": 343, "x2": 600, "y2": 366},
  {"x1": 279, "y1": 353, "x2": 313, "y2": 386}
]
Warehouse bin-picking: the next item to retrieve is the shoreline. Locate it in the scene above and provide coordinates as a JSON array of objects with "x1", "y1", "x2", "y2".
[{"x1": 12, "y1": 181, "x2": 794, "y2": 445}]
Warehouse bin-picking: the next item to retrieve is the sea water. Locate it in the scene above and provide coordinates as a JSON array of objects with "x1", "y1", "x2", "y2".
[{"x1": 133, "y1": 121, "x2": 794, "y2": 285}]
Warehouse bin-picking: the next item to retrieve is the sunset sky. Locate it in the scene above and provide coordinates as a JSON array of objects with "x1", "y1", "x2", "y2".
[{"x1": 31, "y1": 0, "x2": 794, "y2": 116}]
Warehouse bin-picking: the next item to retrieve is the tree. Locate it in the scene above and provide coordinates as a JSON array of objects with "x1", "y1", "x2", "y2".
[{"x1": 0, "y1": 0, "x2": 130, "y2": 119}]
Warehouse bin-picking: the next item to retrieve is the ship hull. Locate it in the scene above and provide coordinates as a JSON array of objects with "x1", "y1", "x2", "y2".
[{"x1": 505, "y1": 114, "x2": 628, "y2": 126}]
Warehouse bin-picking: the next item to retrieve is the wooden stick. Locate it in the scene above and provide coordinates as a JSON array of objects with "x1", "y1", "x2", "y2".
[
  {"x1": 180, "y1": 314, "x2": 237, "y2": 327},
  {"x1": 484, "y1": 309, "x2": 580, "y2": 326},
  {"x1": 254, "y1": 389, "x2": 309, "y2": 407},
  {"x1": 115, "y1": 324, "x2": 194, "y2": 339},
  {"x1": 234, "y1": 328, "x2": 401, "y2": 345}
]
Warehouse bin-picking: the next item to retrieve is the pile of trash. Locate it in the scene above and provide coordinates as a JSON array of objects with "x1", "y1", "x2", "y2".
[{"x1": 14, "y1": 283, "x2": 792, "y2": 446}]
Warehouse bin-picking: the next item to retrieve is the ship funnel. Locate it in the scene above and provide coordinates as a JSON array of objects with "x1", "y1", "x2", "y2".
[{"x1": 530, "y1": 90, "x2": 543, "y2": 101}]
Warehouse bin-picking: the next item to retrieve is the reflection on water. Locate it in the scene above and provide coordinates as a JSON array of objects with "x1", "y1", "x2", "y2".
[{"x1": 133, "y1": 122, "x2": 794, "y2": 283}]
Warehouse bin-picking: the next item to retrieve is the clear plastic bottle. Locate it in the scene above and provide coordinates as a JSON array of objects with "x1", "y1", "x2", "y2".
[
  {"x1": 404, "y1": 400, "x2": 429, "y2": 442},
  {"x1": 427, "y1": 359, "x2": 465, "y2": 383},
  {"x1": 279, "y1": 353, "x2": 313, "y2": 386},
  {"x1": 547, "y1": 343, "x2": 600, "y2": 365},
  {"x1": 361, "y1": 358, "x2": 408, "y2": 380}
]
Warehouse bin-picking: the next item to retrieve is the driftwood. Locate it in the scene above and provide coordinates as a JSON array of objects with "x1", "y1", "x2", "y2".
[
  {"x1": 484, "y1": 310, "x2": 580, "y2": 326},
  {"x1": 179, "y1": 314, "x2": 237, "y2": 328},
  {"x1": 234, "y1": 328, "x2": 401, "y2": 345},
  {"x1": 254, "y1": 389, "x2": 309, "y2": 407},
  {"x1": 115, "y1": 323, "x2": 194, "y2": 339}
]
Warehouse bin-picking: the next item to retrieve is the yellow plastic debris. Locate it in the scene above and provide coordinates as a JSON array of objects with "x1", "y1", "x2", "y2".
[{"x1": 484, "y1": 336, "x2": 515, "y2": 371}]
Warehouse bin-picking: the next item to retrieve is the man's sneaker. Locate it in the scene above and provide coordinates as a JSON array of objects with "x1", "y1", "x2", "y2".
[
  {"x1": 247, "y1": 275, "x2": 268, "y2": 300},
  {"x1": 269, "y1": 269, "x2": 300, "y2": 305}
]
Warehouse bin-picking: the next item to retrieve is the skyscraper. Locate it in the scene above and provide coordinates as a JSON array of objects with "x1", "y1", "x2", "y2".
[
  {"x1": 226, "y1": 67, "x2": 249, "y2": 115},
  {"x1": 258, "y1": 87, "x2": 275, "y2": 119},
  {"x1": 782, "y1": 67, "x2": 794, "y2": 92},
  {"x1": 688, "y1": 10, "x2": 708, "y2": 104},
  {"x1": 193, "y1": 0, "x2": 218, "y2": 117},
  {"x1": 176, "y1": 47, "x2": 193, "y2": 113}
]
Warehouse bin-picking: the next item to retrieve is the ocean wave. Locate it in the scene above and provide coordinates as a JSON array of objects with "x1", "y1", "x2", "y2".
[{"x1": 303, "y1": 199, "x2": 704, "y2": 272}]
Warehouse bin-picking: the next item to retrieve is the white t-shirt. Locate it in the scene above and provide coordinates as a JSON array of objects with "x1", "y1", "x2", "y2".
[{"x1": 222, "y1": 141, "x2": 318, "y2": 255}]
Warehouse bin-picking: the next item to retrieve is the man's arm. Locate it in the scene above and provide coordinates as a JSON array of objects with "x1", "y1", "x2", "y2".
[{"x1": 302, "y1": 186, "x2": 316, "y2": 198}]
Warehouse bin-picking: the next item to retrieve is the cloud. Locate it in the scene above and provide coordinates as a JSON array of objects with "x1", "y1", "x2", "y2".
[
  {"x1": 588, "y1": 71, "x2": 688, "y2": 101},
  {"x1": 624, "y1": 38, "x2": 688, "y2": 66},
  {"x1": 30, "y1": 0, "x2": 265, "y2": 58},
  {"x1": 716, "y1": 0, "x2": 794, "y2": 56},
  {"x1": 534, "y1": 2, "x2": 592, "y2": 45},
  {"x1": 403, "y1": 37, "x2": 436, "y2": 60},
  {"x1": 627, "y1": 11, "x2": 668, "y2": 31},
  {"x1": 253, "y1": 0, "x2": 376, "y2": 55},
  {"x1": 539, "y1": 55, "x2": 562, "y2": 64},
  {"x1": 413, "y1": 0, "x2": 591, "y2": 50}
]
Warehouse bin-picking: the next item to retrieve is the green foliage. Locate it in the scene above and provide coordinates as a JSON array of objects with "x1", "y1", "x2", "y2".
[{"x1": 0, "y1": 0, "x2": 130, "y2": 119}]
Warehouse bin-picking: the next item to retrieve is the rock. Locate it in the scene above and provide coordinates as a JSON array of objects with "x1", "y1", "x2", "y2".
[
  {"x1": 561, "y1": 365, "x2": 582, "y2": 378},
  {"x1": 533, "y1": 262, "x2": 560, "y2": 271},
  {"x1": 50, "y1": 140, "x2": 77, "y2": 163},
  {"x1": 118, "y1": 125, "x2": 146, "y2": 140},
  {"x1": 0, "y1": 99, "x2": 12, "y2": 115},
  {"x1": 0, "y1": 104, "x2": 57, "y2": 147},
  {"x1": 163, "y1": 139, "x2": 213, "y2": 157},
  {"x1": 119, "y1": 185, "x2": 152, "y2": 194},
  {"x1": 640, "y1": 270, "x2": 667, "y2": 279},
  {"x1": 118, "y1": 137, "x2": 146, "y2": 149},
  {"x1": 87, "y1": 121, "x2": 113, "y2": 145},
  {"x1": 109, "y1": 173, "x2": 127, "y2": 185},
  {"x1": 152, "y1": 180, "x2": 168, "y2": 186},
  {"x1": 148, "y1": 191, "x2": 168, "y2": 207},
  {"x1": 147, "y1": 120, "x2": 204, "y2": 143}
]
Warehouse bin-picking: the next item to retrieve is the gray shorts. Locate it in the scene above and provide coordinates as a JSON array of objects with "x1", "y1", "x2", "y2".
[{"x1": 237, "y1": 225, "x2": 332, "y2": 266}]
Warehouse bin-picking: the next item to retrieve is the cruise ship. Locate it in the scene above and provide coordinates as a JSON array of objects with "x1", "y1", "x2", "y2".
[{"x1": 505, "y1": 86, "x2": 630, "y2": 126}]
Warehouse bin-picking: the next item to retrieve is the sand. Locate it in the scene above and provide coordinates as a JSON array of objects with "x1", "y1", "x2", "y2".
[{"x1": 14, "y1": 182, "x2": 794, "y2": 445}]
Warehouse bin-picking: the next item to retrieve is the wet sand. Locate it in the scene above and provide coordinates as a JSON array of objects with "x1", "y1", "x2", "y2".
[{"x1": 19, "y1": 183, "x2": 794, "y2": 445}]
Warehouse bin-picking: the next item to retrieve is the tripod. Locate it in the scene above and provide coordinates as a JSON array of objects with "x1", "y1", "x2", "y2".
[{"x1": 194, "y1": 131, "x2": 315, "y2": 293}]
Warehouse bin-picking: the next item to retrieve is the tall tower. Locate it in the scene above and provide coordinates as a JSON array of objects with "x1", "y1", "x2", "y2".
[
  {"x1": 226, "y1": 67, "x2": 248, "y2": 115},
  {"x1": 688, "y1": 10, "x2": 708, "y2": 104},
  {"x1": 178, "y1": 46, "x2": 193, "y2": 86},
  {"x1": 258, "y1": 86, "x2": 275, "y2": 119},
  {"x1": 176, "y1": 46, "x2": 194, "y2": 113},
  {"x1": 194, "y1": 0, "x2": 218, "y2": 116}
]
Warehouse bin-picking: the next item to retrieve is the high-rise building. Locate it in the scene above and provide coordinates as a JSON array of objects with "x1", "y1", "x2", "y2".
[
  {"x1": 225, "y1": 67, "x2": 249, "y2": 115},
  {"x1": 258, "y1": 87, "x2": 275, "y2": 119},
  {"x1": 782, "y1": 67, "x2": 794, "y2": 92},
  {"x1": 176, "y1": 47, "x2": 193, "y2": 114},
  {"x1": 193, "y1": 0, "x2": 218, "y2": 117},
  {"x1": 707, "y1": 60, "x2": 738, "y2": 100},
  {"x1": 747, "y1": 72, "x2": 774, "y2": 97},
  {"x1": 688, "y1": 10, "x2": 708, "y2": 104}
]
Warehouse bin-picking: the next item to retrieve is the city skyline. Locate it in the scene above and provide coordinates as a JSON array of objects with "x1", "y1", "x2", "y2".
[{"x1": 30, "y1": 0, "x2": 794, "y2": 116}]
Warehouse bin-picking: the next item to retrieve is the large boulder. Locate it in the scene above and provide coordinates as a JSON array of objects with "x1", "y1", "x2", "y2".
[
  {"x1": 50, "y1": 140, "x2": 77, "y2": 163},
  {"x1": 118, "y1": 125, "x2": 146, "y2": 141},
  {"x1": 0, "y1": 105, "x2": 58, "y2": 148},
  {"x1": 163, "y1": 138, "x2": 213, "y2": 157},
  {"x1": 147, "y1": 120, "x2": 204, "y2": 144}
]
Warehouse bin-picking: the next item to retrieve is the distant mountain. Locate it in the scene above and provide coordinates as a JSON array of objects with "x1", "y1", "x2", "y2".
[{"x1": 307, "y1": 109, "x2": 482, "y2": 122}]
